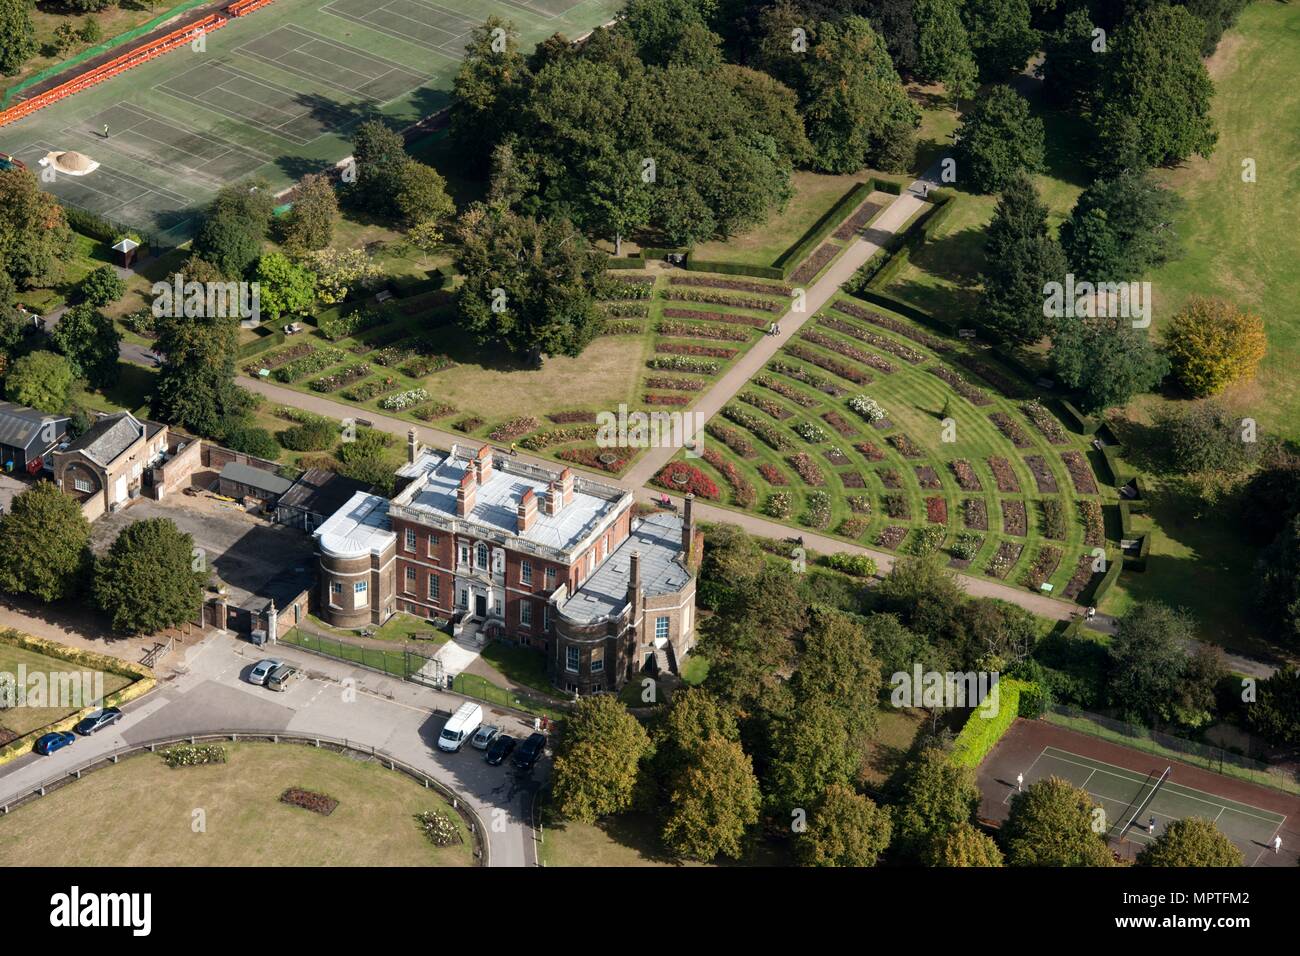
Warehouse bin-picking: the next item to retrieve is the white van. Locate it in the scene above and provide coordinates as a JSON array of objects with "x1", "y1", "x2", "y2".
[{"x1": 437, "y1": 702, "x2": 484, "y2": 752}]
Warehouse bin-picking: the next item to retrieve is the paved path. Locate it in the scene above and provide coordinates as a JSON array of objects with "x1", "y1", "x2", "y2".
[{"x1": 0, "y1": 632, "x2": 546, "y2": 866}]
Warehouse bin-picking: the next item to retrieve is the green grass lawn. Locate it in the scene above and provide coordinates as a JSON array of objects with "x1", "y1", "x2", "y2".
[
  {"x1": 0, "y1": 642, "x2": 133, "y2": 739},
  {"x1": 539, "y1": 806, "x2": 789, "y2": 867},
  {"x1": 860, "y1": 706, "x2": 929, "y2": 790},
  {"x1": 478, "y1": 641, "x2": 555, "y2": 696},
  {"x1": 0, "y1": 742, "x2": 475, "y2": 865}
]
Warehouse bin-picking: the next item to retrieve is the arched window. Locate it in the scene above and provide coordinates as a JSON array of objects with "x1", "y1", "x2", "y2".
[{"x1": 476, "y1": 543, "x2": 488, "y2": 569}]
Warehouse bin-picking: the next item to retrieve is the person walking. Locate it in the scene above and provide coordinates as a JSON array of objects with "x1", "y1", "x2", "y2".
[
  {"x1": 1275, "y1": 835, "x2": 1282, "y2": 855},
  {"x1": 102, "y1": 124, "x2": 109, "y2": 139},
  {"x1": 1016, "y1": 772, "x2": 1023, "y2": 792}
]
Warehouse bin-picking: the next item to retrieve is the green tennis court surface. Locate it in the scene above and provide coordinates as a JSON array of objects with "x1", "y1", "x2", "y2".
[
  {"x1": 0, "y1": 0, "x2": 623, "y2": 244},
  {"x1": 1009, "y1": 746, "x2": 1286, "y2": 864}
]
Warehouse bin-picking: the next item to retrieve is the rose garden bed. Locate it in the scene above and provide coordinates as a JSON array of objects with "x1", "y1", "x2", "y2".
[
  {"x1": 986, "y1": 541, "x2": 1023, "y2": 579},
  {"x1": 887, "y1": 434, "x2": 925, "y2": 458},
  {"x1": 1061, "y1": 451, "x2": 1099, "y2": 494},
  {"x1": 963, "y1": 498, "x2": 988, "y2": 531},
  {"x1": 557, "y1": 447, "x2": 627, "y2": 473},
  {"x1": 915, "y1": 465, "x2": 941, "y2": 489},
  {"x1": 801, "y1": 330, "x2": 897, "y2": 374},
  {"x1": 769, "y1": 359, "x2": 848, "y2": 395},
  {"x1": 876, "y1": 525, "x2": 909, "y2": 549},
  {"x1": 1022, "y1": 545, "x2": 1062, "y2": 590},
  {"x1": 1040, "y1": 497, "x2": 1068, "y2": 540},
  {"x1": 839, "y1": 470, "x2": 866, "y2": 487},
  {"x1": 754, "y1": 374, "x2": 820, "y2": 407},
  {"x1": 706, "y1": 422, "x2": 757, "y2": 458},
  {"x1": 883, "y1": 493, "x2": 910, "y2": 519},
  {"x1": 833, "y1": 300, "x2": 952, "y2": 352},
  {"x1": 740, "y1": 392, "x2": 793, "y2": 420},
  {"x1": 927, "y1": 366, "x2": 992, "y2": 406},
  {"x1": 925, "y1": 496, "x2": 948, "y2": 524},
  {"x1": 758, "y1": 463, "x2": 788, "y2": 485},
  {"x1": 784, "y1": 344, "x2": 874, "y2": 385},
  {"x1": 668, "y1": 275, "x2": 792, "y2": 296},
  {"x1": 854, "y1": 441, "x2": 886, "y2": 461},
  {"x1": 1022, "y1": 401, "x2": 1069, "y2": 444},
  {"x1": 661, "y1": 307, "x2": 768, "y2": 329},
  {"x1": 788, "y1": 243, "x2": 839, "y2": 284},
  {"x1": 878, "y1": 467, "x2": 903, "y2": 489},
  {"x1": 1078, "y1": 499, "x2": 1104, "y2": 547},
  {"x1": 988, "y1": 413, "x2": 1032, "y2": 448},
  {"x1": 723, "y1": 405, "x2": 792, "y2": 450},
  {"x1": 818, "y1": 315, "x2": 927, "y2": 364},
  {"x1": 1001, "y1": 499, "x2": 1027, "y2": 536},
  {"x1": 824, "y1": 447, "x2": 852, "y2": 466},
  {"x1": 987, "y1": 456, "x2": 1021, "y2": 492},
  {"x1": 1062, "y1": 554, "x2": 1098, "y2": 600},
  {"x1": 654, "y1": 462, "x2": 720, "y2": 499},
  {"x1": 1023, "y1": 455, "x2": 1059, "y2": 494},
  {"x1": 822, "y1": 410, "x2": 858, "y2": 437},
  {"x1": 280, "y1": 788, "x2": 338, "y2": 816},
  {"x1": 950, "y1": 459, "x2": 982, "y2": 491},
  {"x1": 788, "y1": 453, "x2": 827, "y2": 486}
]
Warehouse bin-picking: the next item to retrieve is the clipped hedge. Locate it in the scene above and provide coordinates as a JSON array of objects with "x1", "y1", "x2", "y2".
[
  {"x1": 684, "y1": 257, "x2": 784, "y2": 280},
  {"x1": 606, "y1": 256, "x2": 648, "y2": 270},
  {"x1": 1090, "y1": 553, "x2": 1124, "y2": 604},
  {"x1": 774, "y1": 181, "x2": 873, "y2": 274},
  {"x1": 237, "y1": 326, "x2": 287, "y2": 360},
  {"x1": 950, "y1": 678, "x2": 1038, "y2": 768},
  {"x1": 1097, "y1": 444, "x2": 1127, "y2": 486},
  {"x1": 1058, "y1": 398, "x2": 1101, "y2": 436}
]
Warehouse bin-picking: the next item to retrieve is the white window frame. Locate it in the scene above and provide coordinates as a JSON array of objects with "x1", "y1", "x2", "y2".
[
  {"x1": 655, "y1": 616, "x2": 670, "y2": 641},
  {"x1": 520, "y1": 559, "x2": 533, "y2": 585},
  {"x1": 428, "y1": 575, "x2": 440, "y2": 602},
  {"x1": 519, "y1": 600, "x2": 532, "y2": 627},
  {"x1": 565, "y1": 646, "x2": 580, "y2": 673},
  {"x1": 353, "y1": 580, "x2": 368, "y2": 609},
  {"x1": 405, "y1": 529, "x2": 416, "y2": 552},
  {"x1": 591, "y1": 646, "x2": 604, "y2": 673},
  {"x1": 404, "y1": 566, "x2": 416, "y2": 593}
]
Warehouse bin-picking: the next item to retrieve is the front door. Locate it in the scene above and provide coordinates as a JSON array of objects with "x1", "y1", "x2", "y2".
[{"x1": 475, "y1": 594, "x2": 487, "y2": 618}]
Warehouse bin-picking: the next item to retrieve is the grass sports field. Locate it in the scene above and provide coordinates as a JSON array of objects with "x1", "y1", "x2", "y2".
[
  {"x1": 0, "y1": 741, "x2": 474, "y2": 865},
  {"x1": 0, "y1": 0, "x2": 622, "y2": 244}
]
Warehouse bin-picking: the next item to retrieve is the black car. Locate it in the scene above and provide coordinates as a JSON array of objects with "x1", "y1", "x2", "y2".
[
  {"x1": 74, "y1": 707, "x2": 122, "y2": 736},
  {"x1": 512, "y1": 732, "x2": 547, "y2": 771},
  {"x1": 485, "y1": 734, "x2": 516, "y2": 766}
]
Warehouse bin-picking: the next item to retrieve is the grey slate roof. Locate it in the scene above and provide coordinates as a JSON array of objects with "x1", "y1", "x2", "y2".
[
  {"x1": 559, "y1": 513, "x2": 690, "y2": 624},
  {"x1": 219, "y1": 461, "x2": 293, "y2": 497},
  {"x1": 0, "y1": 401, "x2": 67, "y2": 452},
  {"x1": 278, "y1": 468, "x2": 367, "y2": 517},
  {"x1": 64, "y1": 412, "x2": 143, "y2": 466}
]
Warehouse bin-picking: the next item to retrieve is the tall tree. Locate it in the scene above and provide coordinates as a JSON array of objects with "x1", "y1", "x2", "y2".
[
  {"x1": 954, "y1": 84, "x2": 1044, "y2": 193},
  {"x1": 961, "y1": 0, "x2": 1037, "y2": 78},
  {"x1": 0, "y1": 480, "x2": 91, "y2": 602},
  {"x1": 94, "y1": 518, "x2": 205, "y2": 635},
  {"x1": 1059, "y1": 170, "x2": 1183, "y2": 281},
  {"x1": 649, "y1": 687, "x2": 740, "y2": 800},
  {"x1": 150, "y1": 307, "x2": 251, "y2": 439},
  {"x1": 551, "y1": 695, "x2": 652, "y2": 822},
  {"x1": 49, "y1": 303, "x2": 120, "y2": 389},
  {"x1": 0, "y1": 0, "x2": 37, "y2": 76},
  {"x1": 798, "y1": 784, "x2": 892, "y2": 867},
  {"x1": 1107, "y1": 601, "x2": 1216, "y2": 727},
  {"x1": 1164, "y1": 296, "x2": 1266, "y2": 398},
  {"x1": 450, "y1": 17, "x2": 529, "y2": 163},
  {"x1": 1001, "y1": 776, "x2": 1113, "y2": 866},
  {"x1": 661, "y1": 736, "x2": 761, "y2": 861},
  {"x1": 254, "y1": 253, "x2": 316, "y2": 324},
  {"x1": 0, "y1": 167, "x2": 74, "y2": 289},
  {"x1": 925, "y1": 821, "x2": 1005, "y2": 865},
  {"x1": 1096, "y1": 6, "x2": 1217, "y2": 170},
  {"x1": 619, "y1": 0, "x2": 719, "y2": 66},
  {"x1": 764, "y1": 698, "x2": 858, "y2": 815},
  {"x1": 6, "y1": 350, "x2": 74, "y2": 413},
  {"x1": 393, "y1": 161, "x2": 456, "y2": 229},
  {"x1": 1040, "y1": 7, "x2": 1103, "y2": 108},
  {"x1": 1136, "y1": 816, "x2": 1244, "y2": 866},
  {"x1": 349, "y1": 120, "x2": 409, "y2": 216},
  {"x1": 1049, "y1": 318, "x2": 1169, "y2": 412},
  {"x1": 976, "y1": 172, "x2": 1067, "y2": 346},
  {"x1": 886, "y1": 745, "x2": 981, "y2": 862},
  {"x1": 914, "y1": 0, "x2": 978, "y2": 102},
  {"x1": 281, "y1": 173, "x2": 339, "y2": 253},
  {"x1": 789, "y1": 605, "x2": 881, "y2": 744}
]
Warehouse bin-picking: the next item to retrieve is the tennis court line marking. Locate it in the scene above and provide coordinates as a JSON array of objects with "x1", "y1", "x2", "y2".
[
  {"x1": 25, "y1": 138, "x2": 190, "y2": 207},
  {"x1": 107, "y1": 103, "x2": 275, "y2": 162},
  {"x1": 318, "y1": 0, "x2": 470, "y2": 56},
  {"x1": 155, "y1": 61, "x2": 334, "y2": 145},
  {"x1": 232, "y1": 26, "x2": 420, "y2": 97},
  {"x1": 1039, "y1": 747, "x2": 1285, "y2": 825},
  {"x1": 272, "y1": 22, "x2": 428, "y2": 73}
]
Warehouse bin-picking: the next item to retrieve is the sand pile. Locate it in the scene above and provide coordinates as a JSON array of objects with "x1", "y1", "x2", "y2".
[{"x1": 40, "y1": 150, "x2": 99, "y2": 176}]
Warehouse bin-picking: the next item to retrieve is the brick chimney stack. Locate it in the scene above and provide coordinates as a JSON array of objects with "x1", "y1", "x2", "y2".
[
  {"x1": 473, "y1": 443, "x2": 493, "y2": 484},
  {"x1": 407, "y1": 427, "x2": 419, "y2": 464},
  {"x1": 517, "y1": 488, "x2": 537, "y2": 533},
  {"x1": 559, "y1": 467, "x2": 575, "y2": 507},
  {"x1": 681, "y1": 493, "x2": 695, "y2": 560},
  {"x1": 457, "y1": 471, "x2": 477, "y2": 517},
  {"x1": 627, "y1": 550, "x2": 641, "y2": 618}
]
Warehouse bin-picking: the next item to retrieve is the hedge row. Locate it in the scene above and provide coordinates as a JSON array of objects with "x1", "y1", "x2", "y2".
[
  {"x1": 773, "y1": 181, "x2": 874, "y2": 274},
  {"x1": 237, "y1": 326, "x2": 288, "y2": 360},
  {"x1": 1118, "y1": 500, "x2": 1151, "y2": 571},
  {"x1": 1058, "y1": 399, "x2": 1102, "y2": 436},
  {"x1": 949, "y1": 678, "x2": 1039, "y2": 768}
]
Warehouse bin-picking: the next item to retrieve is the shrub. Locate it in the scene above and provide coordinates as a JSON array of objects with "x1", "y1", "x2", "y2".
[
  {"x1": 160, "y1": 745, "x2": 227, "y2": 768},
  {"x1": 765, "y1": 492, "x2": 793, "y2": 518},
  {"x1": 416, "y1": 809, "x2": 460, "y2": 846},
  {"x1": 824, "y1": 553, "x2": 876, "y2": 577},
  {"x1": 380, "y1": 388, "x2": 429, "y2": 411},
  {"x1": 804, "y1": 490, "x2": 832, "y2": 529},
  {"x1": 279, "y1": 417, "x2": 337, "y2": 451},
  {"x1": 847, "y1": 395, "x2": 887, "y2": 423},
  {"x1": 222, "y1": 424, "x2": 280, "y2": 460}
]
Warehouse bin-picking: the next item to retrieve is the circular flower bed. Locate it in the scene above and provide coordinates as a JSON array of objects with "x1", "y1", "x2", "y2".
[{"x1": 654, "y1": 462, "x2": 720, "y2": 499}]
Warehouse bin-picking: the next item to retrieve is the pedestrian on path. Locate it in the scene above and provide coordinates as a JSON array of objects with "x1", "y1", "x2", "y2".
[
  {"x1": 1148, "y1": 816, "x2": 1156, "y2": 835},
  {"x1": 1016, "y1": 772, "x2": 1023, "y2": 792},
  {"x1": 102, "y1": 124, "x2": 109, "y2": 138},
  {"x1": 1275, "y1": 835, "x2": 1282, "y2": 854}
]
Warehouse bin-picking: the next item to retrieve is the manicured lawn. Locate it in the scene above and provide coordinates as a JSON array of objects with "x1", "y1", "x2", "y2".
[
  {"x1": 75, "y1": 361, "x2": 154, "y2": 420},
  {"x1": 0, "y1": 742, "x2": 474, "y2": 865},
  {"x1": 0, "y1": 642, "x2": 133, "y2": 739},
  {"x1": 539, "y1": 807, "x2": 788, "y2": 867},
  {"x1": 478, "y1": 641, "x2": 554, "y2": 695},
  {"x1": 859, "y1": 706, "x2": 929, "y2": 790},
  {"x1": 372, "y1": 612, "x2": 449, "y2": 645}
]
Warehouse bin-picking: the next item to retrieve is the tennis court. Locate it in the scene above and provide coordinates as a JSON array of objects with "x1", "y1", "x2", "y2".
[{"x1": 0, "y1": 0, "x2": 623, "y2": 243}]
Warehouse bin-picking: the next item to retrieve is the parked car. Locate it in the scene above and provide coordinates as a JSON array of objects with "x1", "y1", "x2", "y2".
[
  {"x1": 437, "y1": 702, "x2": 483, "y2": 753},
  {"x1": 34, "y1": 732, "x2": 76, "y2": 756},
  {"x1": 471, "y1": 725, "x2": 501, "y2": 750},
  {"x1": 74, "y1": 707, "x2": 122, "y2": 736},
  {"x1": 248, "y1": 659, "x2": 283, "y2": 686},
  {"x1": 266, "y1": 664, "x2": 303, "y2": 692},
  {"x1": 513, "y1": 732, "x2": 547, "y2": 771},
  {"x1": 485, "y1": 734, "x2": 516, "y2": 766}
]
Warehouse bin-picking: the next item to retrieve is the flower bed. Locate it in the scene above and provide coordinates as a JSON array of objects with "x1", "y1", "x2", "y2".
[
  {"x1": 246, "y1": 342, "x2": 314, "y2": 374},
  {"x1": 988, "y1": 413, "x2": 1032, "y2": 448},
  {"x1": 788, "y1": 453, "x2": 826, "y2": 486},
  {"x1": 645, "y1": 376, "x2": 706, "y2": 392},
  {"x1": 846, "y1": 394, "x2": 888, "y2": 424},
  {"x1": 489, "y1": 417, "x2": 541, "y2": 442},
  {"x1": 915, "y1": 465, "x2": 941, "y2": 489},
  {"x1": 1023, "y1": 455, "x2": 1059, "y2": 494},
  {"x1": 1022, "y1": 401, "x2": 1069, "y2": 444},
  {"x1": 803, "y1": 490, "x2": 832, "y2": 529},
  {"x1": 599, "y1": 277, "x2": 653, "y2": 300},
  {"x1": 963, "y1": 497, "x2": 988, "y2": 531},
  {"x1": 454, "y1": 416, "x2": 485, "y2": 433},
  {"x1": 765, "y1": 491, "x2": 793, "y2": 518},
  {"x1": 281, "y1": 787, "x2": 339, "y2": 816},
  {"x1": 987, "y1": 456, "x2": 1021, "y2": 493},
  {"x1": 160, "y1": 744, "x2": 227, "y2": 768},
  {"x1": 380, "y1": 387, "x2": 429, "y2": 411},
  {"x1": 788, "y1": 242, "x2": 839, "y2": 285},
  {"x1": 403, "y1": 354, "x2": 456, "y2": 377},
  {"x1": 602, "y1": 321, "x2": 644, "y2": 336},
  {"x1": 1041, "y1": 498, "x2": 1068, "y2": 540},
  {"x1": 274, "y1": 348, "x2": 345, "y2": 383},
  {"x1": 739, "y1": 391, "x2": 792, "y2": 420},
  {"x1": 878, "y1": 467, "x2": 903, "y2": 488},
  {"x1": 822, "y1": 410, "x2": 857, "y2": 437},
  {"x1": 819, "y1": 315, "x2": 927, "y2": 364},
  {"x1": 952, "y1": 531, "x2": 983, "y2": 561},
  {"x1": 883, "y1": 493, "x2": 910, "y2": 519},
  {"x1": 658, "y1": 321, "x2": 751, "y2": 342},
  {"x1": 1078, "y1": 499, "x2": 1104, "y2": 547},
  {"x1": 371, "y1": 344, "x2": 415, "y2": 367},
  {"x1": 754, "y1": 374, "x2": 819, "y2": 407},
  {"x1": 654, "y1": 462, "x2": 720, "y2": 499},
  {"x1": 416, "y1": 809, "x2": 460, "y2": 847},
  {"x1": 833, "y1": 300, "x2": 952, "y2": 352},
  {"x1": 887, "y1": 433, "x2": 924, "y2": 458},
  {"x1": 986, "y1": 541, "x2": 1023, "y2": 579},
  {"x1": 877, "y1": 525, "x2": 908, "y2": 549},
  {"x1": 647, "y1": 356, "x2": 720, "y2": 374},
  {"x1": 557, "y1": 447, "x2": 627, "y2": 473},
  {"x1": 1061, "y1": 451, "x2": 1099, "y2": 494},
  {"x1": 759, "y1": 463, "x2": 788, "y2": 486},
  {"x1": 656, "y1": 342, "x2": 736, "y2": 359},
  {"x1": 1062, "y1": 554, "x2": 1097, "y2": 600},
  {"x1": 839, "y1": 469, "x2": 865, "y2": 487},
  {"x1": 1001, "y1": 499, "x2": 1027, "y2": 536},
  {"x1": 855, "y1": 441, "x2": 885, "y2": 461},
  {"x1": 603, "y1": 302, "x2": 650, "y2": 318},
  {"x1": 833, "y1": 199, "x2": 884, "y2": 240},
  {"x1": 950, "y1": 459, "x2": 982, "y2": 491},
  {"x1": 706, "y1": 422, "x2": 757, "y2": 458},
  {"x1": 1022, "y1": 545, "x2": 1062, "y2": 590},
  {"x1": 520, "y1": 426, "x2": 599, "y2": 450},
  {"x1": 824, "y1": 447, "x2": 851, "y2": 466},
  {"x1": 645, "y1": 393, "x2": 691, "y2": 405},
  {"x1": 664, "y1": 288, "x2": 784, "y2": 312},
  {"x1": 793, "y1": 421, "x2": 828, "y2": 443},
  {"x1": 767, "y1": 361, "x2": 847, "y2": 397},
  {"x1": 784, "y1": 344, "x2": 873, "y2": 384},
  {"x1": 343, "y1": 376, "x2": 399, "y2": 402},
  {"x1": 957, "y1": 355, "x2": 1029, "y2": 398},
  {"x1": 549, "y1": 410, "x2": 599, "y2": 424},
  {"x1": 723, "y1": 405, "x2": 791, "y2": 450},
  {"x1": 662, "y1": 307, "x2": 768, "y2": 329},
  {"x1": 847, "y1": 495, "x2": 872, "y2": 513},
  {"x1": 668, "y1": 275, "x2": 792, "y2": 296},
  {"x1": 927, "y1": 366, "x2": 992, "y2": 406},
  {"x1": 319, "y1": 307, "x2": 385, "y2": 341},
  {"x1": 909, "y1": 524, "x2": 946, "y2": 555},
  {"x1": 703, "y1": 449, "x2": 756, "y2": 508},
  {"x1": 801, "y1": 330, "x2": 896, "y2": 373},
  {"x1": 311, "y1": 363, "x2": 371, "y2": 393},
  {"x1": 925, "y1": 496, "x2": 948, "y2": 524},
  {"x1": 412, "y1": 402, "x2": 457, "y2": 421},
  {"x1": 837, "y1": 516, "x2": 870, "y2": 538}
]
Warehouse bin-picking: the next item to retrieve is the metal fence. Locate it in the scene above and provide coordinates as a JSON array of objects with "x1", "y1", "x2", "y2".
[{"x1": 1045, "y1": 705, "x2": 1300, "y2": 795}]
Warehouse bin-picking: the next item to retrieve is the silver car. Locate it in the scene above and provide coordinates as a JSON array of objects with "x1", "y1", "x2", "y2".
[
  {"x1": 266, "y1": 665, "x2": 303, "y2": 692},
  {"x1": 249, "y1": 659, "x2": 283, "y2": 686},
  {"x1": 471, "y1": 725, "x2": 501, "y2": 750}
]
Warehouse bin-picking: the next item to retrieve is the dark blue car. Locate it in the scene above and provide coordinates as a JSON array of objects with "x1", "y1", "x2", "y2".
[{"x1": 34, "y1": 732, "x2": 76, "y2": 756}]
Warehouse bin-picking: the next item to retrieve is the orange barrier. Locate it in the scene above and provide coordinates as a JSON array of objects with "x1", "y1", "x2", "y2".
[{"x1": 0, "y1": 0, "x2": 278, "y2": 130}]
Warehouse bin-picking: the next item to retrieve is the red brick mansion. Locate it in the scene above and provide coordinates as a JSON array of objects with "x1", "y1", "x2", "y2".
[{"x1": 313, "y1": 435, "x2": 699, "y2": 694}]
